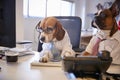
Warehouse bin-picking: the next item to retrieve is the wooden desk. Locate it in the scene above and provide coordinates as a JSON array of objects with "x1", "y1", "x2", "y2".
[{"x1": 0, "y1": 52, "x2": 68, "y2": 80}]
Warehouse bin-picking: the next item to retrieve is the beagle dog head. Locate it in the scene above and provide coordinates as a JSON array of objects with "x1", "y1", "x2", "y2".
[{"x1": 36, "y1": 17, "x2": 65, "y2": 43}]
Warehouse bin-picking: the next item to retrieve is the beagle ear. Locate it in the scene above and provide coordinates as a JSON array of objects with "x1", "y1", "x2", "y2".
[{"x1": 54, "y1": 21, "x2": 65, "y2": 41}]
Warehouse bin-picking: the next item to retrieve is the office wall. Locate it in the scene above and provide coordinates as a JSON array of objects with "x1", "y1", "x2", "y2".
[
  {"x1": 16, "y1": 0, "x2": 24, "y2": 42},
  {"x1": 24, "y1": 17, "x2": 40, "y2": 50},
  {"x1": 75, "y1": 0, "x2": 86, "y2": 30},
  {"x1": 16, "y1": 0, "x2": 38, "y2": 50}
]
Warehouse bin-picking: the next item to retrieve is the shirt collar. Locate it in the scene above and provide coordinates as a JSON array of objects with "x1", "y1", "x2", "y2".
[{"x1": 110, "y1": 30, "x2": 120, "y2": 42}]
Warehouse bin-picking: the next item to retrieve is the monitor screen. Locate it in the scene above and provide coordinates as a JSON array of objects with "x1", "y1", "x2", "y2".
[{"x1": 0, "y1": 0, "x2": 16, "y2": 48}]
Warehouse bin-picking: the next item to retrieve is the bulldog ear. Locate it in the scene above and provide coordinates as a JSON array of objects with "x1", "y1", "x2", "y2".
[
  {"x1": 54, "y1": 21, "x2": 65, "y2": 41},
  {"x1": 96, "y1": 3, "x2": 104, "y2": 10},
  {"x1": 109, "y1": 0, "x2": 120, "y2": 17}
]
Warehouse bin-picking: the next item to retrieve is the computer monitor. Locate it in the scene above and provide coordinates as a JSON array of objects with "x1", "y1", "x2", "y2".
[{"x1": 0, "y1": 0, "x2": 16, "y2": 48}]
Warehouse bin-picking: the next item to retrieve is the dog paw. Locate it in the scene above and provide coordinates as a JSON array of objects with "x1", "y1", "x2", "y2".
[
  {"x1": 61, "y1": 51, "x2": 74, "y2": 58},
  {"x1": 39, "y1": 56, "x2": 49, "y2": 63},
  {"x1": 64, "y1": 52, "x2": 72, "y2": 56}
]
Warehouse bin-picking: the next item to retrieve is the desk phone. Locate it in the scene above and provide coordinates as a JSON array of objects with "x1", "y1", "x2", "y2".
[{"x1": 62, "y1": 50, "x2": 112, "y2": 80}]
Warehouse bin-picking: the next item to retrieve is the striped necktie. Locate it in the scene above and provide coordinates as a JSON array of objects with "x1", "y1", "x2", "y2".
[{"x1": 50, "y1": 42, "x2": 61, "y2": 62}]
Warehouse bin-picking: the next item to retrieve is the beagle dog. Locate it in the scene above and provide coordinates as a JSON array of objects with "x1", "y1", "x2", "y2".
[{"x1": 36, "y1": 17, "x2": 75, "y2": 62}]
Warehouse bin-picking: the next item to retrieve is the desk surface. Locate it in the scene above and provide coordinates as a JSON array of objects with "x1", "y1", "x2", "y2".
[
  {"x1": 0, "y1": 51, "x2": 68, "y2": 80},
  {"x1": 0, "y1": 51, "x2": 120, "y2": 80}
]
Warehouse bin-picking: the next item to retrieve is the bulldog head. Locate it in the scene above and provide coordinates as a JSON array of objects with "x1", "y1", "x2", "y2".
[{"x1": 92, "y1": 0, "x2": 120, "y2": 37}]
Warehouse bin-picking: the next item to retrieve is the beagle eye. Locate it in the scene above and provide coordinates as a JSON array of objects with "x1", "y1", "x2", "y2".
[
  {"x1": 45, "y1": 27, "x2": 54, "y2": 34},
  {"x1": 36, "y1": 26, "x2": 56, "y2": 34},
  {"x1": 47, "y1": 27, "x2": 54, "y2": 32},
  {"x1": 36, "y1": 26, "x2": 43, "y2": 33}
]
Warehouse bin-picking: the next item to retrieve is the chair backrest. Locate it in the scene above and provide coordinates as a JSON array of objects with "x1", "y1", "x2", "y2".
[{"x1": 38, "y1": 16, "x2": 82, "y2": 52}]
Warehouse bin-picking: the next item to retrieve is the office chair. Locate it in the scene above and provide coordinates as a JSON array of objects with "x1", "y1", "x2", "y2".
[{"x1": 37, "y1": 16, "x2": 82, "y2": 52}]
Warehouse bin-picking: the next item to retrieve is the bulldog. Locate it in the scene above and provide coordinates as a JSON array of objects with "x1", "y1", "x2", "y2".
[{"x1": 82, "y1": 0, "x2": 120, "y2": 64}]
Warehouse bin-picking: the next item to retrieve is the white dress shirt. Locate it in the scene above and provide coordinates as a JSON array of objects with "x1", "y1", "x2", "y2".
[{"x1": 86, "y1": 30, "x2": 120, "y2": 64}]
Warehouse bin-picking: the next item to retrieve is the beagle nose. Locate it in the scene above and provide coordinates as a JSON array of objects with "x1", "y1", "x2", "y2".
[{"x1": 40, "y1": 37, "x2": 45, "y2": 42}]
